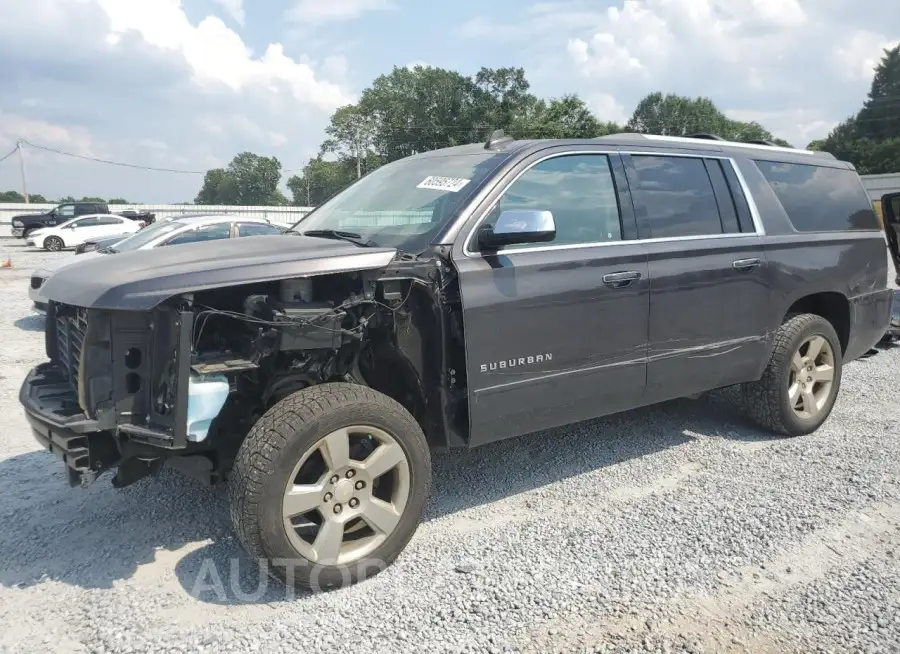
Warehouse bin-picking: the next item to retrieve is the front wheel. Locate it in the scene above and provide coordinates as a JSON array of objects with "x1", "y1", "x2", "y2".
[
  {"x1": 229, "y1": 383, "x2": 431, "y2": 592},
  {"x1": 741, "y1": 313, "x2": 842, "y2": 436},
  {"x1": 43, "y1": 236, "x2": 64, "y2": 251}
]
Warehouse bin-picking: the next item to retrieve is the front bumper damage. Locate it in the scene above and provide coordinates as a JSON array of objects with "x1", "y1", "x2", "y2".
[{"x1": 19, "y1": 363, "x2": 118, "y2": 487}]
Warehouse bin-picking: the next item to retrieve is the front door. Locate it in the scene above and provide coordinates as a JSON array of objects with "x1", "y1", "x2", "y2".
[
  {"x1": 453, "y1": 150, "x2": 650, "y2": 446},
  {"x1": 623, "y1": 153, "x2": 771, "y2": 402}
]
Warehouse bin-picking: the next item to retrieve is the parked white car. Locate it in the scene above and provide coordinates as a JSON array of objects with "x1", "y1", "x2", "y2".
[
  {"x1": 29, "y1": 214, "x2": 284, "y2": 310},
  {"x1": 25, "y1": 214, "x2": 142, "y2": 251}
]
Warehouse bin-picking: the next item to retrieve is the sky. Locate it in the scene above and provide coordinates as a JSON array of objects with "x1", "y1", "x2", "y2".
[{"x1": 0, "y1": 0, "x2": 897, "y2": 204}]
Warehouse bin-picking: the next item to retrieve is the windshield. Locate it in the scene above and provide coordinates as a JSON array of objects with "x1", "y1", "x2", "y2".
[
  {"x1": 288, "y1": 150, "x2": 508, "y2": 252},
  {"x1": 108, "y1": 220, "x2": 185, "y2": 251}
]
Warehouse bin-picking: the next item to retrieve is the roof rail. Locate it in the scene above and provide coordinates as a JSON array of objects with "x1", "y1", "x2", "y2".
[
  {"x1": 743, "y1": 139, "x2": 780, "y2": 147},
  {"x1": 629, "y1": 134, "x2": 828, "y2": 157},
  {"x1": 686, "y1": 133, "x2": 725, "y2": 141},
  {"x1": 484, "y1": 129, "x2": 513, "y2": 150}
]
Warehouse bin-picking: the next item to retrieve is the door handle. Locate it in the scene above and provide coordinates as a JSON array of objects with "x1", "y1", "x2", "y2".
[
  {"x1": 732, "y1": 258, "x2": 761, "y2": 271},
  {"x1": 602, "y1": 271, "x2": 642, "y2": 288}
]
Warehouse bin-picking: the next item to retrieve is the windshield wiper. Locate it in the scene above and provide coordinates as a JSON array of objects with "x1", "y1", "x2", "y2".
[
  {"x1": 99, "y1": 247, "x2": 117, "y2": 254},
  {"x1": 300, "y1": 229, "x2": 374, "y2": 248}
]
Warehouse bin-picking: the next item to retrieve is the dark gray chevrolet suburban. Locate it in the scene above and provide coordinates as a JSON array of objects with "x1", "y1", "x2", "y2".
[{"x1": 20, "y1": 132, "x2": 892, "y2": 590}]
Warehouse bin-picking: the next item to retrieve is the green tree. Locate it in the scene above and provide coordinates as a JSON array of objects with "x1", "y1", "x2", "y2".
[
  {"x1": 0, "y1": 190, "x2": 25, "y2": 202},
  {"x1": 287, "y1": 157, "x2": 356, "y2": 206},
  {"x1": 819, "y1": 46, "x2": 900, "y2": 174},
  {"x1": 79, "y1": 196, "x2": 106, "y2": 202},
  {"x1": 58, "y1": 196, "x2": 76, "y2": 202},
  {"x1": 626, "y1": 92, "x2": 784, "y2": 143},
  {"x1": 358, "y1": 65, "x2": 486, "y2": 160},
  {"x1": 320, "y1": 105, "x2": 379, "y2": 179},
  {"x1": 29, "y1": 193, "x2": 48, "y2": 203},
  {"x1": 514, "y1": 95, "x2": 612, "y2": 139},
  {"x1": 194, "y1": 153, "x2": 283, "y2": 205},
  {"x1": 856, "y1": 45, "x2": 900, "y2": 140},
  {"x1": 108, "y1": 197, "x2": 130, "y2": 204},
  {"x1": 195, "y1": 168, "x2": 233, "y2": 204}
]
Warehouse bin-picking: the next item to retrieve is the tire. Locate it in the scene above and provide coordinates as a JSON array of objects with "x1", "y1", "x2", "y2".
[
  {"x1": 229, "y1": 383, "x2": 431, "y2": 592},
  {"x1": 43, "y1": 236, "x2": 64, "y2": 252},
  {"x1": 741, "y1": 313, "x2": 843, "y2": 436}
]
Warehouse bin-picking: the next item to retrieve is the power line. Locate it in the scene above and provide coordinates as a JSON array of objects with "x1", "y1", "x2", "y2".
[
  {"x1": 0, "y1": 146, "x2": 18, "y2": 164},
  {"x1": 19, "y1": 139, "x2": 208, "y2": 174},
  {"x1": 17, "y1": 138, "x2": 312, "y2": 175}
]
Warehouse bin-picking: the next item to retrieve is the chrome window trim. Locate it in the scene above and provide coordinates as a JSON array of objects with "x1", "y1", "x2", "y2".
[{"x1": 461, "y1": 149, "x2": 764, "y2": 258}]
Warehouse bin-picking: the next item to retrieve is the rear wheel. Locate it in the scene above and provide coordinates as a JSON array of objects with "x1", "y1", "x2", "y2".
[
  {"x1": 230, "y1": 383, "x2": 431, "y2": 591},
  {"x1": 43, "y1": 236, "x2": 64, "y2": 251},
  {"x1": 741, "y1": 313, "x2": 842, "y2": 436}
]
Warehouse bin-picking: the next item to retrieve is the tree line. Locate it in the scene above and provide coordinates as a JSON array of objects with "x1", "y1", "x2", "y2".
[
  {"x1": 0, "y1": 191, "x2": 132, "y2": 204},
  {"x1": 194, "y1": 63, "x2": 803, "y2": 207}
]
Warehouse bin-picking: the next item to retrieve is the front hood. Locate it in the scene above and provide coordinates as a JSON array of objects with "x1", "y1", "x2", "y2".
[
  {"x1": 13, "y1": 212, "x2": 50, "y2": 221},
  {"x1": 39, "y1": 234, "x2": 398, "y2": 310},
  {"x1": 27, "y1": 228, "x2": 47, "y2": 238},
  {"x1": 33, "y1": 251, "x2": 104, "y2": 278}
]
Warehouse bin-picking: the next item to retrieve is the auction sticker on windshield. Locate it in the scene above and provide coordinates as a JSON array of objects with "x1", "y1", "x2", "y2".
[{"x1": 417, "y1": 176, "x2": 471, "y2": 192}]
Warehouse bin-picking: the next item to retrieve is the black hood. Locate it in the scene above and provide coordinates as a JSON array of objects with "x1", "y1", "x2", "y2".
[
  {"x1": 13, "y1": 211, "x2": 52, "y2": 220},
  {"x1": 39, "y1": 234, "x2": 398, "y2": 310}
]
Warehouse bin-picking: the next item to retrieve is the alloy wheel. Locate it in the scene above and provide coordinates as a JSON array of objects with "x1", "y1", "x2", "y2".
[
  {"x1": 788, "y1": 334, "x2": 835, "y2": 420},
  {"x1": 282, "y1": 425, "x2": 411, "y2": 566}
]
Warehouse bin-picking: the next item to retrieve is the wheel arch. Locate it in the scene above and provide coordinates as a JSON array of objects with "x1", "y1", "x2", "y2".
[{"x1": 783, "y1": 291, "x2": 850, "y2": 354}]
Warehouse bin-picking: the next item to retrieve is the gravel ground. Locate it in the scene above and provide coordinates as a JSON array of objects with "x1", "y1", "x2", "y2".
[{"x1": 1, "y1": 237, "x2": 899, "y2": 654}]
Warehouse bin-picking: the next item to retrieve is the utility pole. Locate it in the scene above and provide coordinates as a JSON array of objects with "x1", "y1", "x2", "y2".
[
  {"x1": 355, "y1": 126, "x2": 362, "y2": 179},
  {"x1": 16, "y1": 140, "x2": 29, "y2": 203}
]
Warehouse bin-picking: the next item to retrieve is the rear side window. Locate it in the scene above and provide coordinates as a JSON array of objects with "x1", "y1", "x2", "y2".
[
  {"x1": 237, "y1": 222, "x2": 283, "y2": 237},
  {"x1": 630, "y1": 155, "x2": 724, "y2": 238},
  {"x1": 754, "y1": 161, "x2": 879, "y2": 231}
]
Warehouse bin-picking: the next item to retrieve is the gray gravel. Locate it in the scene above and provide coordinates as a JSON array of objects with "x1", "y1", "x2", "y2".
[{"x1": 1, "y1": 237, "x2": 900, "y2": 653}]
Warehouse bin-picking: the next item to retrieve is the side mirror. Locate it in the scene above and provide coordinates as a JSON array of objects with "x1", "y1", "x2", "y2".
[{"x1": 477, "y1": 210, "x2": 556, "y2": 250}]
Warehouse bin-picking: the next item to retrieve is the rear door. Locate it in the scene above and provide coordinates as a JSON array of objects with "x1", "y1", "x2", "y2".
[
  {"x1": 622, "y1": 152, "x2": 771, "y2": 402},
  {"x1": 453, "y1": 147, "x2": 650, "y2": 445}
]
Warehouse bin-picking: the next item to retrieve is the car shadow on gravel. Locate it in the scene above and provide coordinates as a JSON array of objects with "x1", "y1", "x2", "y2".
[
  {"x1": 0, "y1": 390, "x2": 776, "y2": 605},
  {"x1": 14, "y1": 314, "x2": 45, "y2": 332}
]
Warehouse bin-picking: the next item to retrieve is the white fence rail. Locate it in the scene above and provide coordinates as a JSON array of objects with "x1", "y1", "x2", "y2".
[
  {"x1": 862, "y1": 173, "x2": 900, "y2": 200},
  {"x1": 0, "y1": 204, "x2": 314, "y2": 227}
]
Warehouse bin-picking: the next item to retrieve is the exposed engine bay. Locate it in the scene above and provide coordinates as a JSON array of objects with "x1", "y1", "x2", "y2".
[{"x1": 38, "y1": 257, "x2": 468, "y2": 488}]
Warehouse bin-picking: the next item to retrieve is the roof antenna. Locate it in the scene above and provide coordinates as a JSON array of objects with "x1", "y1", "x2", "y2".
[{"x1": 484, "y1": 129, "x2": 512, "y2": 150}]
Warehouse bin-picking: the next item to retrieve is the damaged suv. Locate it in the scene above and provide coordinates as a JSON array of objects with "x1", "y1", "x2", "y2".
[{"x1": 20, "y1": 132, "x2": 892, "y2": 590}]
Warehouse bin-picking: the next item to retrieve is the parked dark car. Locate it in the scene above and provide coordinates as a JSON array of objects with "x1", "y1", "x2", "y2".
[
  {"x1": 20, "y1": 131, "x2": 892, "y2": 592},
  {"x1": 75, "y1": 234, "x2": 130, "y2": 255},
  {"x1": 11, "y1": 201, "x2": 109, "y2": 238}
]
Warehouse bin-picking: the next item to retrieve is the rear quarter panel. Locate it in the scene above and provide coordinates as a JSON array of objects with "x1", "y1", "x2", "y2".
[{"x1": 734, "y1": 157, "x2": 891, "y2": 364}]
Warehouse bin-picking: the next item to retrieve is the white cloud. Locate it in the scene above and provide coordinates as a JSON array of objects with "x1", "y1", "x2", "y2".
[
  {"x1": 466, "y1": 0, "x2": 899, "y2": 146},
  {"x1": 286, "y1": 0, "x2": 394, "y2": 24},
  {"x1": 0, "y1": 112, "x2": 96, "y2": 158},
  {"x1": 212, "y1": 0, "x2": 244, "y2": 27},
  {"x1": 833, "y1": 31, "x2": 900, "y2": 81},
  {"x1": 586, "y1": 93, "x2": 628, "y2": 125},
  {"x1": 95, "y1": 0, "x2": 351, "y2": 111},
  {"x1": 0, "y1": 0, "x2": 355, "y2": 201}
]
